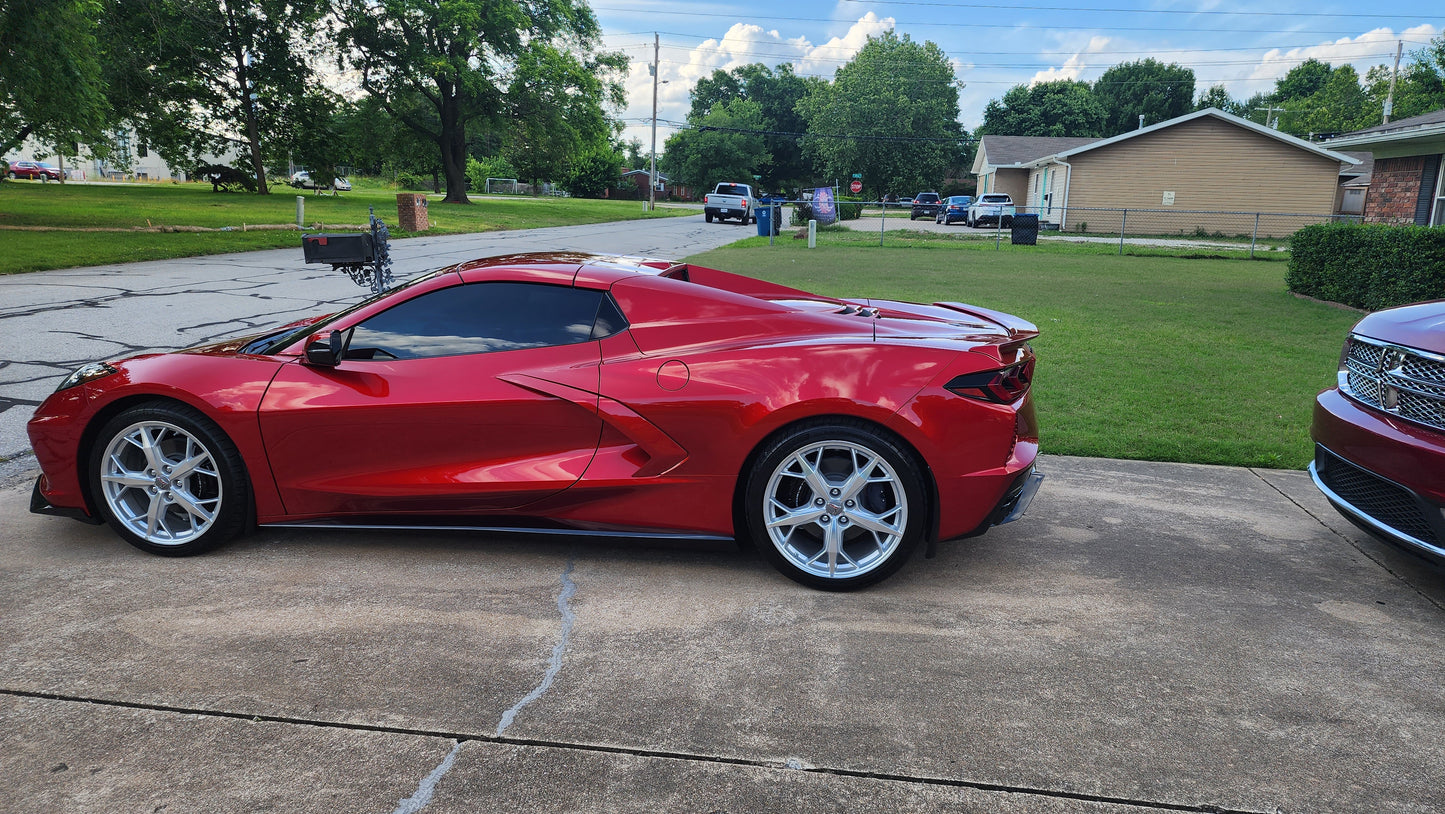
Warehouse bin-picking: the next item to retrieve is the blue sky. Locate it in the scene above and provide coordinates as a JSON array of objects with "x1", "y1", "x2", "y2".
[{"x1": 591, "y1": 0, "x2": 1442, "y2": 148}]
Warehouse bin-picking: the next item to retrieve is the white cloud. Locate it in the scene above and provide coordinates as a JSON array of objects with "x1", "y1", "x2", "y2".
[
  {"x1": 613, "y1": 13, "x2": 897, "y2": 151},
  {"x1": 1237, "y1": 25, "x2": 1440, "y2": 93},
  {"x1": 1027, "y1": 37, "x2": 1113, "y2": 86}
]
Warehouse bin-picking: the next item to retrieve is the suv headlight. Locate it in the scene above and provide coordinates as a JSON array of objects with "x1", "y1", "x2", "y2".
[{"x1": 57, "y1": 362, "x2": 118, "y2": 392}]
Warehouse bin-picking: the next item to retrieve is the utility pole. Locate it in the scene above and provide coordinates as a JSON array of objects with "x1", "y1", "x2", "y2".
[
  {"x1": 1383, "y1": 39, "x2": 1403, "y2": 124},
  {"x1": 1254, "y1": 105, "x2": 1285, "y2": 129},
  {"x1": 649, "y1": 32, "x2": 659, "y2": 212}
]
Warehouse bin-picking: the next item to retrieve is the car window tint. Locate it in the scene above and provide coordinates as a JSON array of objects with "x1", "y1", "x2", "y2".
[
  {"x1": 348, "y1": 282, "x2": 605, "y2": 360},
  {"x1": 591, "y1": 295, "x2": 627, "y2": 340},
  {"x1": 715, "y1": 185, "x2": 748, "y2": 196}
]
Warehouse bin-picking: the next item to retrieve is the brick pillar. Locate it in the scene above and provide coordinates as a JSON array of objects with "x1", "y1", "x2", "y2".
[{"x1": 396, "y1": 193, "x2": 429, "y2": 231}]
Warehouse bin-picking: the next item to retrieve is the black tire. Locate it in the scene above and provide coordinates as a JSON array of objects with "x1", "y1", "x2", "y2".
[
  {"x1": 6, "y1": 171, "x2": 15, "y2": 180},
  {"x1": 88, "y1": 402, "x2": 250, "y2": 557},
  {"x1": 705, "y1": 211, "x2": 713, "y2": 223},
  {"x1": 1002, "y1": 215, "x2": 1013, "y2": 228},
  {"x1": 743, "y1": 420, "x2": 926, "y2": 591}
]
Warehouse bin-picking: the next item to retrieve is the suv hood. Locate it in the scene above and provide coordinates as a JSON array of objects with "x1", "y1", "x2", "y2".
[{"x1": 1354, "y1": 300, "x2": 1445, "y2": 355}]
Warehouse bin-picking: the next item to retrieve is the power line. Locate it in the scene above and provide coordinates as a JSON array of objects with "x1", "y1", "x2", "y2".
[
  {"x1": 592, "y1": 6, "x2": 1427, "y2": 35},
  {"x1": 836, "y1": 0, "x2": 1424, "y2": 19}
]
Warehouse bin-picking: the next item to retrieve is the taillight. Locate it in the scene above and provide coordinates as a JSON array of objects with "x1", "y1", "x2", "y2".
[
  {"x1": 704, "y1": 195, "x2": 710, "y2": 204},
  {"x1": 945, "y1": 358, "x2": 1034, "y2": 403},
  {"x1": 741, "y1": 198, "x2": 749, "y2": 206}
]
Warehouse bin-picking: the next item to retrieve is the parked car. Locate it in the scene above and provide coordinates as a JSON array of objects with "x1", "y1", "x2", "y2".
[
  {"x1": 28, "y1": 252, "x2": 1043, "y2": 591},
  {"x1": 8, "y1": 160, "x2": 63, "y2": 181},
  {"x1": 704, "y1": 182, "x2": 755, "y2": 224},
  {"x1": 289, "y1": 171, "x2": 351, "y2": 191},
  {"x1": 936, "y1": 196, "x2": 973, "y2": 225},
  {"x1": 968, "y1": 194, "x2": 1015, "y2": 228},
  {"x1": 910, "y1": 192, "x2": 942, "y2": 220},
  {"x1": 1310, "y1": 300, "x2": 1445, "y2": 563}
]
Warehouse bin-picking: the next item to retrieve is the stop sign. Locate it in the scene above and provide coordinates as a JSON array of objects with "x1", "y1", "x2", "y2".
[{"x1": 849, "y1": 180, "x2": 863, "y2": 193}]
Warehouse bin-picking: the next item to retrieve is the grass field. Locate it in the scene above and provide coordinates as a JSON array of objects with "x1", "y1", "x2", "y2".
[
  {"x1": 0, "y1": 180, "x2": 688, "y2": 274},
  {"x1": 688, "y1": 231, "x2": 1360, "y2": 470}
]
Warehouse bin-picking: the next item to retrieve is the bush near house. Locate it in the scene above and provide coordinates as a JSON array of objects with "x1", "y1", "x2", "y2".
[{"x1": 1288, "y1": 222, "x2": 1445, "y2": 310}]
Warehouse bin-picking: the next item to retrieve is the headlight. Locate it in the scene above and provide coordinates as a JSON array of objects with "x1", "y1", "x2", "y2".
[{"x1": 56, "y1": 362, "x2": 117, "y2": 392}]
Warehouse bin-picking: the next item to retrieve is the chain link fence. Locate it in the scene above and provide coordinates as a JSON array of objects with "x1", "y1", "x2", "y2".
[{"x1": 749, "y1": 198, "x2": 1361, "y2": 257}]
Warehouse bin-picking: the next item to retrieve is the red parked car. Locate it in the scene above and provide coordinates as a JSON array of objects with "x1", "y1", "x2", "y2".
[
  {"x1": 28, "y1": 253, "x2": 1042, "y2": 589},
  {"x1": 7, "y1": 160, "x2": 63, "y2": 181},
  {"x1": 1311, "y1": 300, "x2": 1445, "y2": 563}
]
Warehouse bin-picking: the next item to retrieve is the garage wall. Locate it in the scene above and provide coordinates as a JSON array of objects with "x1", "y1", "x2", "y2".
[{"x1": 1061, "y1": 117, "x2": 1342, "y2": 235}]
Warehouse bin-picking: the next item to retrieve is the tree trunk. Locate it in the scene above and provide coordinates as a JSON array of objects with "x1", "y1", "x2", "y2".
[{"x1": 437, "y1": 82, "x2": 470, "y2": 204}]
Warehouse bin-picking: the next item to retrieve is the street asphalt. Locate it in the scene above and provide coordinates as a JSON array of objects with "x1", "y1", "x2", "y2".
[{"x1": 2, "y1": 213, "x2": 1443, "y2": 812}]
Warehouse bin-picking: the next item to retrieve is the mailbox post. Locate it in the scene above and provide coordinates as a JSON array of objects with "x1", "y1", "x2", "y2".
[{"x1": 301, "y1": 207, "x2": 394, "y2": 295}]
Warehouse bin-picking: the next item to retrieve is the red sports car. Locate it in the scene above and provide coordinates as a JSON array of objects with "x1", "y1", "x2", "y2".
[
  {"x1": 1311, "y1": 300, "x2": 1445, "y2": 563},
  {"x1": 28, "y1": 253, "x2": 1042, "y2": 589}
]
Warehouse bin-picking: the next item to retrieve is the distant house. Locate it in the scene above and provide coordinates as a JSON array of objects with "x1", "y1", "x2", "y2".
[
  {"x1": 618, "y1": 168, "x2": 696, "y2": 200},
  {"x1": 1324, "y1": 108, "x2": 1445, "y2": 226},
  {"x1": 973, "y1": 108, "x2": 1359, "y2": 234}
]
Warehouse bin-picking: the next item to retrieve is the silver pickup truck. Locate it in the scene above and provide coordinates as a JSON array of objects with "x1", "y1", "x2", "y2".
[
  {"x1": 704, "y1": 182, "x2": 756, "y2": 224},
  {"x1": 968, "y1": 193, "x2": 1015, "y2": 228}
]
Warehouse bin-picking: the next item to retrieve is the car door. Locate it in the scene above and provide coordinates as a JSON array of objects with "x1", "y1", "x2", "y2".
[{"x1": 258, "y1": 280, "x2": 612, "y2": 517}]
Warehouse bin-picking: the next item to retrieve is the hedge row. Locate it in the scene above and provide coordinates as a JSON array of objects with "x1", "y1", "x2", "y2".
[{"x1": 1287, "y1": 222, "x2": 1445, "y2": 310}]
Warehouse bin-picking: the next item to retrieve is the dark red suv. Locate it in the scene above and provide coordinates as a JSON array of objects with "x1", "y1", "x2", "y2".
[{"x1": 1311, "y1": 300, "x2": 1445, "y2": 562}]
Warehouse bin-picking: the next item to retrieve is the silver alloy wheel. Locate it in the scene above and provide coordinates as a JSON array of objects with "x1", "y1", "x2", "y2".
[
  {"x1": 763, "y1": 440, "x2": 908, "y2": 580},
  {"x1": 99, "y1": 420, "x2": 223, "y2": 545}
]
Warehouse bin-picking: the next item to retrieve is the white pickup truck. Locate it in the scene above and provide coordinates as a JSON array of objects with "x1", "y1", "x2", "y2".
[
  {"x1": 704, "y1": 182, "x2": 756, "y2": 224},
  {"x1": 968, "y1": 193, "x2": 1015, "y2": 228}
]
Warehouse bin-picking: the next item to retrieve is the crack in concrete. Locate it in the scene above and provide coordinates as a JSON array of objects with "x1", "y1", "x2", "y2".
[
  {"x1": 0, "y1": 688, "x2": 1273, "y2": 814},
  {"x1": 390, "y1": 740, "x2": 464, "y2": 814},
  {"x1": 495, "y1": 559, "x2": 577, "y2": 736},
  {"x1": 1246, "y1": 468, "x2": 1445, "y2": 613}
]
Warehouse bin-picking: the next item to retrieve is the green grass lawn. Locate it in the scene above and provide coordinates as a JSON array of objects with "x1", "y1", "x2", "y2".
[
  {"x1": 0, "y1": 180, "x2": 688, "y2": 274},
  {"x1": 688, "y1": 231, "x2": 1359, "y2": 470}
]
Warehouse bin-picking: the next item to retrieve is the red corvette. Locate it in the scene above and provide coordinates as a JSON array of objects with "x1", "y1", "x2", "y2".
[{"x1": 28, "y1": 252, "x2": 1042, "y2": 589}]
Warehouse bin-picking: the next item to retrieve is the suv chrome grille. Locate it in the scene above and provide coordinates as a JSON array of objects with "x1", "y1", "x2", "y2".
[{"x1": 1341, "y1": 336, "x2": 1445, "y2": 433}]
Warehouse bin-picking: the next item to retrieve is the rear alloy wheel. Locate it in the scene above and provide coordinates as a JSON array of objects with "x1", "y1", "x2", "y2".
[
  {"x1": 746, "y1": 422, "x2": 925, "y2": 590},
  {"x1": 90, "y1": 403, "x2": 249, "y2": 556}
]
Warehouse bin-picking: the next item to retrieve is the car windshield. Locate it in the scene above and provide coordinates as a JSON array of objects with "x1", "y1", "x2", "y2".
[
  {"x1": 948, "y1": 197, "x2": 968, "y2": 204},
  {"x1": 981, "y1": 195, "x2": 1010, "y2": 203},
  {"x1": 257, "y1": 269, "x2": 452, "y2": 354},
  {"x1": 715, "y1": 185, "x2": 748, "y2": 196},
  {"x1": 917, "y1": 194, "x2": 939, "y2": 202}
]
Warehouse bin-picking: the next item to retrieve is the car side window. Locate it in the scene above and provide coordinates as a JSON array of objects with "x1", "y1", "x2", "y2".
[{"x1": 346, "y1": 281, "x2": 620, "y2": 360}]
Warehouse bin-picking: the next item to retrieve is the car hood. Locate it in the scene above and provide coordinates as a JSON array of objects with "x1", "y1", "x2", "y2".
[
  {"x1": 178, "y1": 315, "x2": 329, "y2": 357},
  {"x1": 1354, "y1": 300, "x2": 1445, "y2": 355}
]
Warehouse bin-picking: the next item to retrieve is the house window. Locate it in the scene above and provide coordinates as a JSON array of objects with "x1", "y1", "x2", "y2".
[{"x1": 138, "y1": 142, "x2": 148, "y2": 158}]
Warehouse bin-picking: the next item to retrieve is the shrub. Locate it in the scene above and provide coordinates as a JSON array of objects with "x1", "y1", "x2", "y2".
[
  {"x1": 836, "y1": 195, "x2": 864, "y2": 221},
  {"x1": 394, "y1": 172, "x2": 429, "y2": 191},
  {"x1": 193, "y1": 163, "x2": 256, "y2": 193},
  {"x1": 1288, "y1": 222, "x2": 1445, "y2": 310}
]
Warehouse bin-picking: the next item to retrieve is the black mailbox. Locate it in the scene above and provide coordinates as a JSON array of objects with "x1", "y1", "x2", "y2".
[{"x1": 302, "y1": 232, "x2": 374, "y2": 265}]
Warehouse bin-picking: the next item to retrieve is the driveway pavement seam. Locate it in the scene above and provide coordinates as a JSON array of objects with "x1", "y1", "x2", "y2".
[
  {"x1": 0, "y1": 688, "x2": 1271, "y2": 814},
  {"x1": 1246, "y1": 466, "x2": 1445, "y2": 613}
]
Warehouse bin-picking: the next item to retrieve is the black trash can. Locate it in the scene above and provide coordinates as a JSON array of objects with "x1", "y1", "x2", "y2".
[{"x1": 1011, "y1": 213, "x2": 1039, "y2": 245}]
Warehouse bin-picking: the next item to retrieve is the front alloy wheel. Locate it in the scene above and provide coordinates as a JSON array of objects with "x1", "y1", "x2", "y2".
[
  {"x1": 746, "y1": 422, "x2": 925, "y2": 590},
  {"x1": 91, "y1": 403, "x2": 249, "y2": 556}
]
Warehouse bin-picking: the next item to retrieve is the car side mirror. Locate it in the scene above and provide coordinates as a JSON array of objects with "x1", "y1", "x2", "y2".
[{"x1": 304, "y1": 329, "x2": 352, "y2": 367}]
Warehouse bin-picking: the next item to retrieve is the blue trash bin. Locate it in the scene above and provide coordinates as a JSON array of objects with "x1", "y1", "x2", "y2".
[{"x1": 756, "y1": 203, "x2": 773, "y2": 236}]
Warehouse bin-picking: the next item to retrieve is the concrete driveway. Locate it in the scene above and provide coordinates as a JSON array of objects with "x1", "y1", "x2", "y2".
[
  {"x1": 2, "y1": 455, "x2": 1443, "y2": 813},
  {"x1": 3, "y1": 215, "x2": 1444, "y2": 812}
]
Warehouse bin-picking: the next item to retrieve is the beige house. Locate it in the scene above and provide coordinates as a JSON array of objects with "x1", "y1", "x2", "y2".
[{"x1": 973, "y1": 108, "x2": 1359, "y2": 235}]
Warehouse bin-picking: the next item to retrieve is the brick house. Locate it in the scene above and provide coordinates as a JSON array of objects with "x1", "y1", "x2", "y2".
[{"x1": 1324, "y1": 107, "x2": 1445, "y2": 226}]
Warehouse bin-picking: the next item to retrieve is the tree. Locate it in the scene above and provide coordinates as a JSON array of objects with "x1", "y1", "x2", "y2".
[
  {"x1": 688, "y1": 63, "x2": 820, "y2": 190},
  {"x1": 979, "y1": 80, "x2": 1106, "y2": 138},
  {"x1": 1093, "y1": 59, "x2": 1195, "y2": 135},
  {"x1": 796, "y1": 32, "x2": 963, "y2": 197},
  {"x1": 1283, "y1": 65, "x2": 1372, "y2": 137},
  {"x1": 0, "y1": 0, "x2": 111, "y2": 158},
  {"x1": 660, "y1": 98, "x2": 770, "y2": 190},
  {"x1": 1194, "y1": 85, "x2": 1237, "y2": 113},
  {"x1": 104, "y1": 0, "x2": 324, "y2": 194},
  {"x1": 337, "y1": 0, "x2": 622, "y2": 204},
  {"x1": 564, "y1": 142, "x2": 622, "y2": 198},
  {"x1": 502, "y1": 41, "x2": 627, "y2": 193},
  {"x1": 290, "y1": 91, "x2": 346, "y2": 195},
  {"x1": 1274, "y1": 59, "x2": 1334, "y2": 103},
  {"x1": 1363, "y1": 33, "x2": 1445, "y2": 124}
]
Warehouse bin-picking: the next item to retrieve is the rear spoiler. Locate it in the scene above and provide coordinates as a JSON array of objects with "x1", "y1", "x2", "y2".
[{"x1": 936, "y1": 302, "x2": 1040, "y2": 341}]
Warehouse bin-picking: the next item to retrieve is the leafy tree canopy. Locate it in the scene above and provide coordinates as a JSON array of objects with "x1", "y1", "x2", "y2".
[
  {"x1": 660, "y1": 98, "x2": 771, "y2": 190},
  {"x1": 979, "y1": 80, "x2": 1106, "y2": 138},
  {"x1": 796, "y1": 31, "x2": 963, "y2": 197},
  {"x1": 686, "y1": 63, "x2": 820, "y2": 189},
  {"x1": 0, "y1": 0, "x2": 111, "y2": 158},
  {"x1": 104, "y1": 0, "x2": 324, "y2": 194},
  {"x1": 1093, "y1": 58, "x2": 1195, "y2": 135}
]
